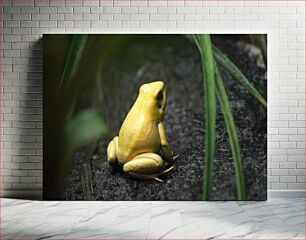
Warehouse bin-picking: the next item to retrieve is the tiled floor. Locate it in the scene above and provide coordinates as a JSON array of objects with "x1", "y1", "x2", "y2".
[{"x1": 1, "y1": 198, "x2": 305, "y2": 239}]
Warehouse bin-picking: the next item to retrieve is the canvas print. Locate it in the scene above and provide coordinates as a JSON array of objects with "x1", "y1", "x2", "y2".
[{"x1": 43, "y1": 34, "x2": 267, "y2": 200}]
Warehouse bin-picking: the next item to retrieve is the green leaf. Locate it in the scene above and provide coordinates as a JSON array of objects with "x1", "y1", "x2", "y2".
[
  {"x1": 58, "y1": 35, "x2": 88, "y2": 91},
  {"x1": 213, "y1": 45, "x2": 267, "y2": 108},
  {"x1": 215, "y1": 65, "x2": 246, "y2": 200},
  {"x1": 62, "y1": 109, "x2": 107, "y2": 155},
  {"x1": 193, "y1": 34, "x2": 217, "y2": 200}
]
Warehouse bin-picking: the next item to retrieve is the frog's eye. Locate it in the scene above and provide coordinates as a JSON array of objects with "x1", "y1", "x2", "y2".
[{"x1": 156, "y1": 91, "x2": 163, "y2": 102}]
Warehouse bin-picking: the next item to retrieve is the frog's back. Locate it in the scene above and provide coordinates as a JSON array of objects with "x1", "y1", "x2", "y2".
[{"x1": 117, "y1": 107, "x2": 160, "y2": 164}]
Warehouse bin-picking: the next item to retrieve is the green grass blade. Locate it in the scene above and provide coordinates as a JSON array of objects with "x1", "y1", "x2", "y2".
[
  {"x1": 213, "y1": 45, "x2": 267, "y2": 108},
  {"x1": 215, "y1": 66, "x2": 246, "y2": 200},
  {"x1": 194, "y1": 34, "x2": 217, "y2": 200},
  {"x1": 254, "y1": 34, "x2": 267, "y2": 65},
  {"x1": 58, "y1": 34, "x2": 88, "y2": 91}
]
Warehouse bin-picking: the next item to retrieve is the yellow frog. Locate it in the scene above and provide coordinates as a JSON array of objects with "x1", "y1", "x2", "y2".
[{"x1": 107, "y1": 81, "x2": 175, "y2": 182}]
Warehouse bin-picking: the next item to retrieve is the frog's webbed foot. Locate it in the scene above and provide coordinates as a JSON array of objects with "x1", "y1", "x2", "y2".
[
  {"x1": 128, "y1": 165, "x2": 175, "y2": 182},
  {"x1": 107, "y1": 136, "x2": 118, "y2": 164}
]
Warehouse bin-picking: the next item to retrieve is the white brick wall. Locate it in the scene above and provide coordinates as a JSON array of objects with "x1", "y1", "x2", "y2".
[{"x1": 1, "y1": 0, "x2": 305, "y2": 197}]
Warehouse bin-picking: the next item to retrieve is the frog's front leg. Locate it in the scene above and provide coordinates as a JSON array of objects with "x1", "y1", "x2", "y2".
[
  {"x1": 158, "y1": 122, "x2": 173, "y2": 162},
  {"x1": 107, "y1": 136, "x2": 118, "y2": 164},
  {"x1": 123, "y1": 153, "x2": 173, "y2": 182}
]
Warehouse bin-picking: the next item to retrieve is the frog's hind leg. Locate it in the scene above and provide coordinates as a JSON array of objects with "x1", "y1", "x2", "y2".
[
  {"x1": 123, "y1": 153, "x2": 173, "y2": 182},
  {"x1": 107, "y1": 136, "x2": 118, "y2": 164}
]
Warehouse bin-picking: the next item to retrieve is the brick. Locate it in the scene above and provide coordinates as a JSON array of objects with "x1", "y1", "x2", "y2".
[
  {"x1": 32, "y1": 13, "x2": 49, "y2": 20},
  {"x1": 3, "y1": 28, "x2": 12, "y2": 35},
  {"x1": 90, "y1": 21, "x2": 107, "y2": 28},
  {"x1": 185, "y1": 14, "x2": 202, "y2": 21},
  {"x1": 12, "y1": 0, "x2": 34, "y2": 6},
  {"x1": 195, "y1": 8, "x2": 209, "y2": 14},
  {"x1": 21, "y1": 20, "x2": 39, "y2": 28},
  {"x1": 65, "y1": 0, "x2": 82, "y2": 6},
  {"x1": 158, "y1": 21, "x2": 176, "y2": 28},
  {"x1": 2, "y1": 169, "x2": 12, "y2": 176},
  {"x1": 288, "y1": 183, "x2": 305, "y2": 189},
  {"x1": 297, "y1": 176, "x2": 305, "y2": 183},
  {"x1": 114, "y1": 14, "x2": 129, "y2": 21},
  {"x1": 280, "y1": 162, "x2": 296, "y2": 169},
  {"x1": 269, "y1": 176, "x2": 279, "y2": 183},
  {"x1": 184, "y1": 1, "x2": 202, "y2": 7},
  {"x1": 280, "y1": 176, "x2": 296, "y2": 183},
  {"x1": 3, "y1": 7, "x2": 21, "y2": 13},
  {"x1": 130, "y1": 0, "x2": 147, "y2": 6},
  {"x1": 4, "y1": 35, "x2": 21, "y2": 43},
  {"x1": 39, "y1": 21, "x2": 57, "y2": 28},
  {"x1": 148, "y1": 0, "x2": 167, "y2": 7},
  {"x1": 121, "y1": 7, "x2": 138, "y2": 14},
  {"x1": 74, "y1": 21, "x2": 90, "y2": 28},
  {"x1": 268, "y1": 162, "x2": 279, "y2": 169},
  {"x1": 4, "y1": 50, "x2": 20, "y2": 58},
  {"x1": 90, "y1": 6, "x2": 104, "y2": 13},
  {"x1": 289, "y1": 169, "x2": 304, "y2": 176},
  {"x1": 168, "y1": 14, "x2": 184, "y2": 21},
  {"x1": 279, "y1": 114, "x2": 296, "y2": 121},
  {"x1": 83, "y1": 0, "x2": 99, "y2": 6},
  {"x1": 73, "y1": 7, "x2": 90, "y2": 14},
  {"x1": 288, "y1": 155, "x2": 305, "y2": 162},
  {"x1": 50, "y1": 14, "x2": 65, "y2": 20},
  {"x1": 12, "y1": 170, "x2": 28, "y2": 177},
  {"x1": 65, "y1": 14, "x2": 83, "y2": 21},
  {"x1": 293, "y1": 138, "x2": 304, "y2": 147},
  {"x1": 83, "y1": 13, "x2": 99, "y2": 20},
  {"x1": 210, "y1": 20, "x2": 234, "y2": 28},
  {"x1": 121, "y1": 20, "x2": 139, "y2": 28},
  {"x1": 57, "y1": 7, "x2": 73, "y2": 14},
  {"x1": 4, "y1": 176, "x2": 20, "y2": 183},
  {"x1": 271, "y1": 183, "x2": 288, "y2": 189},
  {"x1": 138, "y1": 7, "x2": 157, "y2": 13},
  {"x1": 12, "y1": 13, "x2": 31, "y2": 20},
  {"x1": 104, "y1": 7, "x2": 121, "y2": 13},
  {"x1": 100, "y1": 14, "x2": 113, "y2": 20},
  {"x1": 3, "y1": 14, "x2": 12, "y2": 21},
  {"x1": 12, "y1": 28, "x2": 31, "y2": 35},
  {"x1": 150, "y1": 14, "x2": 167, "y2": 21},
  {"x1": 158, "y1": 7, "x2": 176, "y2": 14},
  {"x1": 209, "y1": 7, "x2": 225, "y2": 13},
  {"x1": 57, "y1": 21, "x2": 73, "y2": 28},
  {"x1": 113, "y1": 0, "x2": 129, "y2": 6},
  {"x1": 130, "y1": 14, "x2": 149, "y2": 21},
  {"x1": 176, "y1": 7, "x2": 196, "y2": 14},
  {"x1": 139, "y1": 21, "x2": 158, "y2": 28},
  {"x1": 289, "y1": 135, "x2": 305, "y2": 142},
  {"x1": 39, "y1": 6, "x2": 57, "y2": 13},
  {"x1": 35, "y1": 0, "x2": 49, "y2": 6},
  {"x1": 4, "y1": 21, "x2": 20, "y2": 28},
  {"x1": 272, "y1": 169, "x2": 289, "y2": 176},
  {"x1": 20, "y1": 177, "x2": 36, "y2": 183}
]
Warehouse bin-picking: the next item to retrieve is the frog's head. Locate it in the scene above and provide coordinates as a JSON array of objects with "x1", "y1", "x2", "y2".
[{"x1": 138, "y1": 81, "x2": 167, "y2": 120}]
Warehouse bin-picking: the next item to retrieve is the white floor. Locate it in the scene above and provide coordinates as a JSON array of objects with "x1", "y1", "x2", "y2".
[{"x1": 2, "y1": 198, "x2": 305, "y2": 239}]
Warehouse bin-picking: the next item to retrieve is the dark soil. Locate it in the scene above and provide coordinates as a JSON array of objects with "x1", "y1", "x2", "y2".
[{"x1": 63, "y1": 35, "x2": 267, "y2": 201}]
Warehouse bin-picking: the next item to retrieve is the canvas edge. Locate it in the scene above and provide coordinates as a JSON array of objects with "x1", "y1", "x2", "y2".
[{"x1": 1, "y1": 189, "x2": 304, "y2": 200}]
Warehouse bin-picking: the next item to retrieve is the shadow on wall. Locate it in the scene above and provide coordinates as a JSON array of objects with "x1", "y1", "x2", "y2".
[{"x1": 4, "y1": 39, "x2": 44, "y2": 200}]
